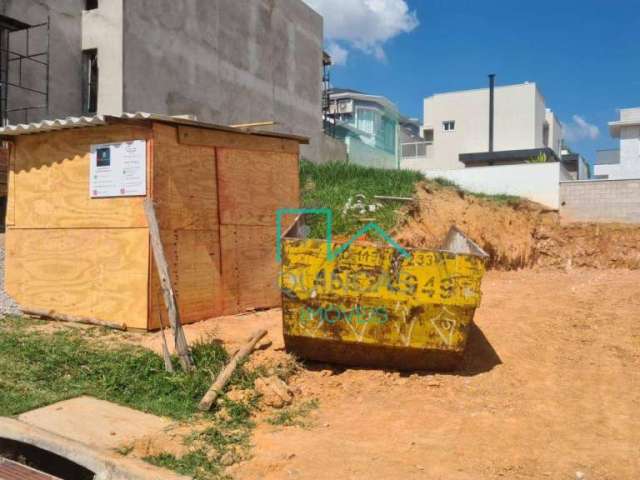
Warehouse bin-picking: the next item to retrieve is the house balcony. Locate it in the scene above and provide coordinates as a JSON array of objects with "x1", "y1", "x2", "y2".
[{"x1": 400, "y1": 141, "x2": 432, "y2": 170}]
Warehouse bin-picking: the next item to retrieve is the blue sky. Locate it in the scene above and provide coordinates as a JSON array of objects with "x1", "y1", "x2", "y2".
[{"x1": 318, "y1": 0, "x2": 640, "y2": 163}]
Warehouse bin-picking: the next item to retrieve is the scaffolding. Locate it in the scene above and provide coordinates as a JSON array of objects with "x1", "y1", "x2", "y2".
[
  {"x1": 0, "y1": 15, "x2": 50, "y2": 126},
  {"x1": 322, "y1": 51, "x2": 334, "y2": 137}
]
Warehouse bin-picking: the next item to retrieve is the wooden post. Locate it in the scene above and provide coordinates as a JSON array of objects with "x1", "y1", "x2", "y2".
[
  {"x1": 198, "y1": 329, "x2": 268, "y2": 411},
  {"x1": 23, "y1": 308, "x2": 127, "y2": 331},
  {"x1": 156, "y1": 292, "x2": 175, "y2": 373},
  {"x1": 144, "y1": 198, "x2": 194, "y2": 372}
]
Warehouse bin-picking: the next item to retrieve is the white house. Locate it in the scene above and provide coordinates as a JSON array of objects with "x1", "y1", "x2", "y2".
[
  {"x1": 417, "y1": 81, "x2": 563, "y2": 170},
  {"x1": 400, "y1": 79, "x2": 586, "y2": 209},
  {"x1": 593, "y1": 107, "x2": 640, "y2": 179}
]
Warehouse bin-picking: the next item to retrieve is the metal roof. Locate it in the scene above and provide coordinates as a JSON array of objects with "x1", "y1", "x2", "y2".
[{"x1": 0, "y1": 112, "x2": 309, "y2": 143}]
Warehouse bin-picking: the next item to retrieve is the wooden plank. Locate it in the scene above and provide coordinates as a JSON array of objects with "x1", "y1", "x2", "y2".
[
  {"x1": 220, "y1": 225, "x2": 281, "y2": 314},
  {"x1": 6, "y1": 144, "x2": 15, "y2": 226},
  {"x1": 174, "y1": 229, "x2": 223, "y2": 323},
  {"x1": 198, "y1": 329, "x2": 268, "y2": 411},
  {"x1": 12, "y1": 125, "x2": 152, "y2": 228},
  {"x1": 147, "y1": 229, "x2": 177, "y2": 330},
  {"x1": 178, "y1": 125, "x2": 300, "y2": 154},
  {"x1": 217, "y1": 148, "x2": 300, "y2": 226},
  {"x1": 144, "y1": 198, "x2": 194, "y2": 371},
  {"x1": 5, "y1": 227, "x2": 149, "y2": 329},
  {"x1": 24, "y1": 308, "x2": 127, "y2": 330},
  {"x1": 149, "y1": 229, "x2": 223, "y2": 328},
  {"x1": 0, "y1": 147, "x2": 7, "y2": 197},
  {"x1": 219, "y1": 225, "x2": 240, "y2": 314},
  {"x1": 152, "y1": 124, "x2": 218, "y2": 231}
]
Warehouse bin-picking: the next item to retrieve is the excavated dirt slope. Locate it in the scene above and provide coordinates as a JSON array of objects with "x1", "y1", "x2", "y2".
[{"x1": 393, "y1": 182, "x2": 640, "y2": 270}]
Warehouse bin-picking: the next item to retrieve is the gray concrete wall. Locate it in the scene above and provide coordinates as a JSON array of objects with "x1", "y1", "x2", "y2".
[
  {"x1": 122, "y1": 0, "x2": 324, "y2": 161},
  {"x1": 317, "y1": 133, "x2": 347, "y2": 164},
  {"x1": 0, "y1": 0, "x2": 84, "y2": 123},
  {"x1": 560, "y1": 179, "x2": 640, "y2": 223}
]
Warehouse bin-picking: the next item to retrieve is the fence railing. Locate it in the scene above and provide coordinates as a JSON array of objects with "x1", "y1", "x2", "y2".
[{"x1": 401, "y1": 141, "x2": 432, "y2": 158}]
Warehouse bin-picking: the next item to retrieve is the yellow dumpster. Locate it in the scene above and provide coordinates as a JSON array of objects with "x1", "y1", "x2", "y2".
[{"x1": 279, "y1": 223, "x2": 488, "y2": 370}]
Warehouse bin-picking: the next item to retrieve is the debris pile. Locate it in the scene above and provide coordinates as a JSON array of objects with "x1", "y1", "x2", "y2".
[{"x1": 394, "y1": 182, "x2": 640, "y2": 270}]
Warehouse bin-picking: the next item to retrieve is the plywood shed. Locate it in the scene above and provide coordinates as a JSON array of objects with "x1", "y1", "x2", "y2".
[{"x1": 1, "y1": 113, "x2": 305, "y2": 330}]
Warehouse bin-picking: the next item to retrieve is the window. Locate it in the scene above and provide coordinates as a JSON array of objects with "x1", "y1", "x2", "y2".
[
  {"x1": 442, "y1": 120, "x2": 455, "y2": 132},
  {"x1": 82, "y1": 49, "x2": 98, "y2": 115},
  {"x1": 423, "y1": 129, "x2": 434, "y2": 142},
  {"x1": 356, "y1": 107, "x2": 380, "y2": 135},
  {"x1": 85, "y1": 0, "x2": 98, "y2": 10}
]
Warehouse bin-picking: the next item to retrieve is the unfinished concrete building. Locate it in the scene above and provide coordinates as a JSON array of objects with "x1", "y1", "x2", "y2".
[{"x1": 0, "y1": 0, "x2": 324, "y2": 161}]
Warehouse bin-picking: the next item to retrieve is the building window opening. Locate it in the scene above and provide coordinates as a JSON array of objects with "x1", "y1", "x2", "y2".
[
  {"x1": 85, "y1": 0, "x2": 99, "y2": 10},
  {"x1": 423, "y1": 128, "x2": 434, "y2": 142},
  {"x1": 82, "y1": 49, "x2": 98, "y2": 115},
  {"x1": 443, "y1": 120, "x2": 455, "y2": 132}
]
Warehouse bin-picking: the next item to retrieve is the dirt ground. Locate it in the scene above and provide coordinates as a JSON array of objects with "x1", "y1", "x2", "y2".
[{"x1": 139, "y1": 268, "x2": 640, "y2": 479}]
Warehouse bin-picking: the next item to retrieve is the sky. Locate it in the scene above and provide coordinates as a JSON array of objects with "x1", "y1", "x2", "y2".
[{"x1": 303, "y1": 0, "x2": 640, "y2": 164}]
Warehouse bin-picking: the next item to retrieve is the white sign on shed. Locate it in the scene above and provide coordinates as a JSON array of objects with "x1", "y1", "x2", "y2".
[{"x1": 89, "y1": 140, "x2": 147, "y2": 197}]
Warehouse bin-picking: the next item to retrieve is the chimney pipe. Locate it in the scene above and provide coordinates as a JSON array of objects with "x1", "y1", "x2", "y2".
[{"x1": 488, "y1": 74, "x2": 495, "y2": 152}]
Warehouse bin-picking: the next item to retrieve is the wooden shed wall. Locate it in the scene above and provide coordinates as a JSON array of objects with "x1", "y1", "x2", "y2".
[
  {"x1": 147, "y1": 123, "x2": 222, "y2": 329},
  {"x1": 148, "y1": 123, "x2": 300, "y2": 328},
  {"x1": 5, "y1": 125, "x2": 152, "y2": 329},
  {"x1": 216, "y1": 148, "x2": 300, "y2": 313},
  {"x1": 5, "y1": 121, "x2": 301, "y2": 331}
]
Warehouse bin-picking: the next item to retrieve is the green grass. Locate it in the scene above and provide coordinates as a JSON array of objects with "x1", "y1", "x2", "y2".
[
  {"x1": 145, "y1": 402, "x2": 256, "y2": 480},
  {"x1": 0, "y1": 315, "x2": 259, "y2": 479},
  {"x1": 431, "y1": 176, "x2": 522, "y2": 206},
  {"x1": 298, "y1": 162, "x2": 523, "y2": 241},
  {"x1": 267, "y1": 399, "x2": 319, "y2": 428},
  {"x1": 0, "y1": 315, "x2": 257, "y2": 419},
  {"x1": 299, "y1": 160, "x2": 424, "y2": 238},
  {"x1": 145, "y1": 451, "x2": 222, "y2": 479}
]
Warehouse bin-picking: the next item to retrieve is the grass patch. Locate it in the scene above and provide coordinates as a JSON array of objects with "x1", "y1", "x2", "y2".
[
  {"x1": 267, "y1": 399, "x2": 319, "y2": 428},
  {"x1": 0, "y1": 315, "x2": 260, "y2": 479},
  {"x1": 0, "y1": 315, "x2": 256, "y2": 419},
  {"x1": 145, "y1": 451, "x2": 222, "y2": 479},
  {"x1": 299, "y1": 160, "x2": 424, "y2": 238}
]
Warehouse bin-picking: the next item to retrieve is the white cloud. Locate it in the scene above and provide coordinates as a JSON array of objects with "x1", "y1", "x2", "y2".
[
  {"x1": 304, "y1": 0, "x2": 419, "y2": 64},
  {"x1": 327, "y1": 42, "x2": 349, "y2": 66},
  {"x1": 563, "y1": 115, "x2": 600, "y2": 142}
]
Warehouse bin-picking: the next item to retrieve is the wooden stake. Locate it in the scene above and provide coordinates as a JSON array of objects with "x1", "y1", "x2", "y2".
[
  {"x1": 198, "y1": 329, "x2": 268, "y2": 411},
  {"x1": 144, "y1": 198, "x2": 194, "y2": 372},
  {"x1": 23, "y1": 308, "x2": 127, "y2": 331},
  {"x1": 156, "y1": 291, "x2": 175, "y2": 373}
]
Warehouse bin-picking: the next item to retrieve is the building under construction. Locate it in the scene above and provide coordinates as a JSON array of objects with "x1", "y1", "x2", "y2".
[{"x1": 0, "y1": 0, "x2": 324, "y2": 158}]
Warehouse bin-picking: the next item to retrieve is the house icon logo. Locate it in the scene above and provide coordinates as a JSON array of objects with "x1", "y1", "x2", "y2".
[{"x1": 275, "y1": 208, "x2": 410, "y2": 262}]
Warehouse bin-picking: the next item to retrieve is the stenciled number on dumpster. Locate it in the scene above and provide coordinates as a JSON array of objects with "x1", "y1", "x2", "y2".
[{"x1": 279, "y1": 268, "x2": 480, "y2": 301}]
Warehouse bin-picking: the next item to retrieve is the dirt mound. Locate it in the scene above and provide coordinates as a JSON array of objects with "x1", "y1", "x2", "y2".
[{"x1": 393, "y1": 182, "x2": 640, "y2": 270}]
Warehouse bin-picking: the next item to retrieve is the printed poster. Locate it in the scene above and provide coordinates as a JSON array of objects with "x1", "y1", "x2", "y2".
[{"x1": 90, "y1": 140, "x2": 147, "y2": 197}]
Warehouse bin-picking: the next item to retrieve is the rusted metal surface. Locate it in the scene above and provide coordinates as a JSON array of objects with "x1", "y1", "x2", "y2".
[
  {"x1": 280, "y1": 226, "x2": 487, "y2": 370},
  {"x1": 0, "y1": 457, "x2": 62, "y2": 480}
]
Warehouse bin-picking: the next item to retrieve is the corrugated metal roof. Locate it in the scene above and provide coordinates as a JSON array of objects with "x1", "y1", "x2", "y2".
[{"x1": 0, "y1": 112, "x2": 309, "y2": 143}]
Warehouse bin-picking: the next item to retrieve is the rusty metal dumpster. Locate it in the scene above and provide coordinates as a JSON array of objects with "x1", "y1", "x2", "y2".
[{"x1": 279, "y1": 224, "x2": 488, "y2": 370}]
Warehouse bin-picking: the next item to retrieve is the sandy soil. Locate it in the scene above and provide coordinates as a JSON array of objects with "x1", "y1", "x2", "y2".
[
  {"x1": 107, "y1": 269, "x2": 640, "y2": 479},
  {"x1": 216, "y1": 269, "x2": 638, "y2": 480}
]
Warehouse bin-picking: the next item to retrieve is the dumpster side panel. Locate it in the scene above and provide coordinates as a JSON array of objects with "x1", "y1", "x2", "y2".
[{"x1": 281, "y1": 239, "x2": 485, "y2": 359}]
